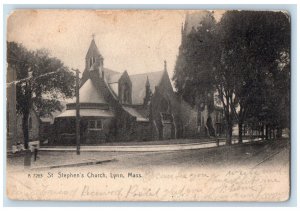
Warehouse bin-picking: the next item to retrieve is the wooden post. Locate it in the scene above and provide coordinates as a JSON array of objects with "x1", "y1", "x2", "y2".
[{"x1": 72, "y1": 69, "x2": 80, "y2": 155}]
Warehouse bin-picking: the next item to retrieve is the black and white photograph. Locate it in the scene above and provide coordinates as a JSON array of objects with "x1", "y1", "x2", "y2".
[{"x1": 5, "y1": 9, "x2": 291, "y2": 201}]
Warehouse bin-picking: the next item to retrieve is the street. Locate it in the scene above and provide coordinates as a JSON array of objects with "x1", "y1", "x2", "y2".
[
  {"x1": 6, "y1": 139, "x2": 290, "y2": 201},
  {"x1": 7, "y1": 138, "x2": 290, "y2": 171},
  {"x1": 75, "y1": 139, "x2": 290, "y2": 170}
]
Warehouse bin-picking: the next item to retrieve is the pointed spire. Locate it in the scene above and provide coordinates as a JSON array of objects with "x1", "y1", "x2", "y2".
[
  {"x1": 181, "y1": 21, "x2": 187, "y2": 45},
  {"x1": 86, "y1": 37, "x2": 101, "y2": 59},
  {"x1": 146, "y1": 75, "x2": 150, "y2": 87},
  {"x1": 164, "y1": 60, "x2": 167, "y2": 71},
  {"x1": 144, "y1": 75, "x2": 152, "y2": 106},
  {"x1": 85, "y1": 37, "x2": 104, "y2": 76}
]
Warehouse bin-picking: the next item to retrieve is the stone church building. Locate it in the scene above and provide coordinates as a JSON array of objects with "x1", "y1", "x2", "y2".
[{"x1": 53, "y1": 38, "x2": 204, "y2": 144}]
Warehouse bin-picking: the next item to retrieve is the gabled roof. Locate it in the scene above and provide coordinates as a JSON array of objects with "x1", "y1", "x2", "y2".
[
  {"x1": 122, "y1": 106, "x2": 149, "y2": 122},
  {"x1": 104, "y1": 68, "x2": 123, "y2": 84},
  {"x1": 81, "y1": 65, "x2": 167, "y2": 105},
  {"x1": 70, "y1": 79, "x2": 107, "y2": 104},
  {"x1": 103, "y1": 69, "x2": 166, "y2": 105},
  {"x1": 103, "y1": 68, "x2": 120, "y2": 77},
  {"x1": 130, "y1": 70, "x2": 165, "y2": 104},
  {"x1": 102, "y1": 68, "x2": 122, "y2": 96}
]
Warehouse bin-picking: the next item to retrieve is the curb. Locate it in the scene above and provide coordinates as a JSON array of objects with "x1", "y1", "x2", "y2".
[
  {"x1": 38, "y1": 139, "x2": 262, "y2": 152},
  {"x1": 29, "y1": 159, "x2": 117, "y2": 171},
  {"x1": 39, "y1": 140, "x2": 225, "y2": 152}
]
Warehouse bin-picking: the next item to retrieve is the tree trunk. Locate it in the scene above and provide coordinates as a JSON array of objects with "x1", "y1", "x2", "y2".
[
  {"x1": 266, "y1": 125, "x2": 269, "y2": 140},
  {"x1": 276, "y1": 128, "x2": 282, "y2": 138},
  {"x1": 261, "y1": 125, "x2": 264, "y2": 140},
  {"x1": 238, "y1": 121, "x2": 243, "y2": 144},
  {"x1": 22, "y1": 111, "x2": 29, "y2": 149},
  {"x1": 226, "y1": 124, "x2": 232, "y2": 145}
]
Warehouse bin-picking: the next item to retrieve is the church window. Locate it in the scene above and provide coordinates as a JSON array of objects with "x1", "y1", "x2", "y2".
[
  {"x1": 96, "y1": 120, "x2": 103, "y2": 129},
  {"x1": 88, "y1": 120, "x2": 103, "y2": 130},
  {"x1": 88, "y1": 120, "x2": 96, "y2": 129},
  {"x1": 29, "y1": 116, "x2": 32, "y2": 130},
  {"x1": 166, "y1": 99, "x2": 171, "y2": 113},
  {"x1": 160, "y1": 112, "x2": 172, "y2": 124},
  {"x1": 197, "y1": 111, "x2": 202, "y2": 127},
  {"x1": 122, "y1": 83, "x2": 130, "y2": 104}
]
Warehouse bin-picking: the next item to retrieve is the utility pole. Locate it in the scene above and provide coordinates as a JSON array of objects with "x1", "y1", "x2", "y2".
[{"x1": 72, "y1": 68, "x2": 80, "y2": 155}]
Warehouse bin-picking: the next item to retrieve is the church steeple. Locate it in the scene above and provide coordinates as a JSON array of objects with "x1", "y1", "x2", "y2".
[
  {"x1": 146, "y1": 75, "x2": 150, "y2": 87},
  {"x1": 181, "y1": 22, "x2": 185, "y2": 43},
  {"x1": 85, "y1": 35, "x2": 104, "y2": 77},
  {"x1": 143, "y1": 76, "x2": 152, "y2": 106}
]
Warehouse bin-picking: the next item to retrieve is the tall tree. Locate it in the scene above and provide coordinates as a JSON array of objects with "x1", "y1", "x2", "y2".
[
  {"x1": 174, "y1": 11, "x2": 290, "y2": 144},
  {"x1": 7, "y1": 42, "x2": 75, "y2": 149},
  {"x1": 212, "y1": 48, "x2": 237, "y2": 145},
  {"x1": 215, "y1": 11, "x2": 290, "y2": 142}
]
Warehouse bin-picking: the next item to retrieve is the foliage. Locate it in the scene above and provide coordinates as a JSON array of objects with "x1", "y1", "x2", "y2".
[
  {"x1": 216, "y1": 11, "x2": 290, "y2": 141},
  {"x1": 173, "y1": 12, "x2": 217, "y2": 108},
  {"x1": 173, "y1": 11, "x2": 290, "y2": 143},
  {"x1": 7, "y1": 42, "x2": 75, "y2": 148}
]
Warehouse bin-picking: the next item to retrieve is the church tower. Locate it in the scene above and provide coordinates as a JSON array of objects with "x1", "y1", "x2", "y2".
[
  {"x1": 143, "y1": 76, "x2": 152, "y2": 106},
  {"x1": 85, "y1": 36, "x2": 104, "y2": 78}
]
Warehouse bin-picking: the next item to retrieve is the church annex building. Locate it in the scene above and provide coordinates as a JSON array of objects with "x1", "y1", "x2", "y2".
[{"x1": 53, "y1": 38, "x2": 223, "y2": 144}]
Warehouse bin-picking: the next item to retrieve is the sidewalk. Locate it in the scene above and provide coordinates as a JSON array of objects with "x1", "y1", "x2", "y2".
[
  {"x1": 7, "y1": 138, "x2": 263, "y2": 171},
  {"x1": 7, "y1": 150, "x2": 122, "y2": 172},
  {"x1": 40, "y1": 140, "x2": 222, "y2": 152},
  {"x1": 39, "y1": 138, "x2": 260, "y2": 152},
  {"x1": 42, "y1": 138, "x2": 217, "y2": 147}
]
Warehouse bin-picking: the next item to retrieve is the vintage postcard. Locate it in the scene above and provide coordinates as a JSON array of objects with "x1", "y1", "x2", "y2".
[{"x1": 6, "y1": 9, "x2": 291, "y2": 201}]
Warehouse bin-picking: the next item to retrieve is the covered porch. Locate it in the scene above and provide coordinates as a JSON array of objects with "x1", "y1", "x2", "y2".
[{"x1": 53, "y1": 108, "x2": 115, "y2": 145}]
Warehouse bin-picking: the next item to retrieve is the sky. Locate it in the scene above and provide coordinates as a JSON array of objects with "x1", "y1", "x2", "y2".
[{"x1": 7, "y1": 10, "x2": 224, "y2": 79}]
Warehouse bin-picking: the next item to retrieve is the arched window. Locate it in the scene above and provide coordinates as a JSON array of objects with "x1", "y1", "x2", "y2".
[
  {"x1": 29, "y1": 116, "x2": 32, "y2": 130},
  {"x1": 89, "y1": 57, "x2": 95, "y2": 68},
  {"x1": 122, "y1": 83, "x2": 130, "y2": 104},
  {"x1": 197, "y1": 111, "x2": 202, "y2": 127}
]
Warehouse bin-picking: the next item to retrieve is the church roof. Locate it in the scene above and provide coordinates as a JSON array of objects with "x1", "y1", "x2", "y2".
[
  {"x1": 56, "y1": 108, "x2": 114, "y2": 118},
  {"x1": 122, "y1": 106, "x2": 149, "y2": 122},
  {"x1": 101, "y1": 69, "x2": 165, "y2": 105},
  {"x1": 102, "y1": 68, "x2": 122, "y2": 96},
  {"x1": 130, "y1": 70, "x2": 165, "y2": 105},
  {"x1": 104, "y1": 68, "x2": 123, "y2": 83},
  {"x1": 70, "y1": 79, "x2": 107, "y2": 104},
  {"x1": 86, "y1": 39, "x2": 102, "y2": 59}
]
